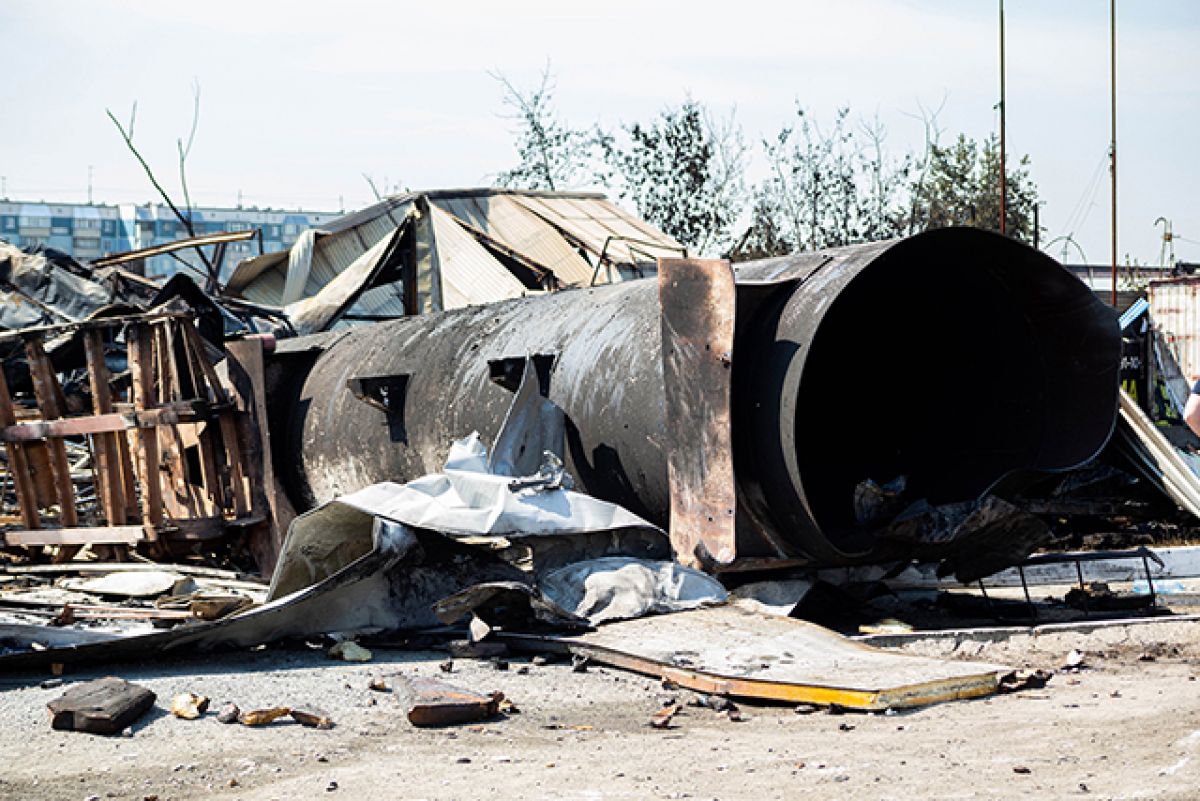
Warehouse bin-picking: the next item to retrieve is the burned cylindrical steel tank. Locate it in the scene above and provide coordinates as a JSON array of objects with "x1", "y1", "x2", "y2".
[{"x1": 274, "y1": 228, "x2": 1120, "y2": 568}]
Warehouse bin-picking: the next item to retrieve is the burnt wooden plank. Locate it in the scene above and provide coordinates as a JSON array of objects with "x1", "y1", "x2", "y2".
[
  {"x1": 0, "y1": 366, "x2": 40, "y2": 530},
  {"x1": 177, "y1": 329, "x2": 226, "y2": 514},
  {"x1": 153, "y1": 323, "x2": 202, "y2": 519},
  {"x1": 24, "y1": 336, "x2": 78, "y2": 529},
  {"x1": 26, "y1": 441, "x2": 57, "y2": 510},
  {"x1": 127, "y1": 325, "x2": 163, "y2": 536},
  {"x1": 225, "y1": 337, "x2": 282, "y2": 576},
  {"x1": 184, "y1": 325, "x2": 250, "y2": 517},
  {"x1": 4, "y1": 526, "x2": 146, "y2": 546},
  {"x1": 47, "y1": 676, "x2": 156, "y2": 734},
  {"x1": 116, "y1": 428, "x2": 139, "y2": 522},
  {"x1": 0, "y1": 413, "x2": 133, "y2": 441},
  {"x1": 83, "y1": 330, "x2": 127, "y2": 528},
  {"x1": 148, "y1": 323, "x2": 181, "y2": 520},
  {"x1": 217, "y1": 411, "x2": 250, "y2": 517},
  {"x1": 182, "y1": 326, "x2": 233, "y2": 507},
  {"x1": 398, "y1": 676, "x2": 502, "y2": 727}
]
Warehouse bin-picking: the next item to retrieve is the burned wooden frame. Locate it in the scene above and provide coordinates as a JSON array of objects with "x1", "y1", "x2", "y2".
[{"x1": 0, "y1": 313, "x2": 277, "y2": 569}]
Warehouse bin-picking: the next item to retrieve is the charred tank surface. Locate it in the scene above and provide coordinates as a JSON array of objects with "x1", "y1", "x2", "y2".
[
  {"x1": 277, "y1": 228, "x2": 1120, "y2": 567},
  {"x1": 732, "y1": 228, "x2": 1120, "y2": 563}
]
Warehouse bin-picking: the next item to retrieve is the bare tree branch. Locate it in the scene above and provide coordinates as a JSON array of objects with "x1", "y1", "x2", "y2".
[
  {"x1": 176, "y1": 80, "x2": 202, "y2": 233},
  {"x1": 492, "y1": 62, "x2": 594, "y2": 192},
  {"x1": 362, "y1": 173, "x2": 383, "y2": 201},
  {"x1": 106, "y1": 90, "x2": 218, "y2": 289}
]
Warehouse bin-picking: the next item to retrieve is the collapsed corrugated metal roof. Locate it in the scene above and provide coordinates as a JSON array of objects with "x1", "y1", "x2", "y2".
[{"x1": 223, "y1": 189, "x2": 684, "y2": 326}]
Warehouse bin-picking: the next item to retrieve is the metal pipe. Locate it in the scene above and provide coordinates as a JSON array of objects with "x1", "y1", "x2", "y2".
[
  {"x1": 275, "y1": 228, "x2": 1120, "y2": 568},
  {"x1": 999, "y1": 0, "x2": 1007, "y2": 236},
  {"x1": 1111, "y1": 0, "x2": 1119, "y2": 306}
]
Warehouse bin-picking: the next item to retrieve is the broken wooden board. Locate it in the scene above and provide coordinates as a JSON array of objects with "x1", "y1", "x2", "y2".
[
  {"x1": 46, "y1": 676, "x2": 156, "y2": 734},
  {"x1": 500, "y1": 604, "x2": 1008, "y2": 711},
  {"x1": 399, "y1": 676, "x2": 502, "y2": 726}
]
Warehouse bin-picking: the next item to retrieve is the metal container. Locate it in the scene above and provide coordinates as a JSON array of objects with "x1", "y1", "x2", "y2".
[
  {"x1": 1150, "y1": 276, "x2": 1200, "y2": 385},
  {"x1": 274, "y1": 228, "x2": 1120, "y2": 569}
]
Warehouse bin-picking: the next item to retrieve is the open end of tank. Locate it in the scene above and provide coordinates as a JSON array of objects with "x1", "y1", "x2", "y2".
[{"x1": 793, "y1": 230, "x2": 1119, "y2": 552}]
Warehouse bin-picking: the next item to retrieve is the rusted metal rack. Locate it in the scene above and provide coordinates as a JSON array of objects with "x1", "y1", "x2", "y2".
[{"x1": 0, "y1": 312, "x2": 270, "y2": 563}]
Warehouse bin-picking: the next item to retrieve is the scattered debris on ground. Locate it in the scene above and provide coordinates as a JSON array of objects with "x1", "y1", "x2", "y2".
[{"x1": 3, "y1": 221, "x2": 1200, "y2": 796}]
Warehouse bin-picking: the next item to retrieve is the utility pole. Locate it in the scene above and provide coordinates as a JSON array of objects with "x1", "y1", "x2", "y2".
[
  {"x1": 87, "y1": 165, "x2": 94, "y2": 204},
  {"x1": 999, "y1": 0, "x2": 1007, "y2": 236},
  {"x1": 1156, "y1": 217, "x2": 1175, "y2": 268},
  {"x1": 1110, "y1": 0, "x2": 1118, "y2": 306}
]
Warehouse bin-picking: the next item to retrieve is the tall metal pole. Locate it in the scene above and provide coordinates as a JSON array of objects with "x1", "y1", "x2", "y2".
[
  {"x1": 999, "y1": 0, "x2": 1007, "y2": 236},
  {"x1": 1110, "y1": 0, "x2": 1118, "y2": 306}
]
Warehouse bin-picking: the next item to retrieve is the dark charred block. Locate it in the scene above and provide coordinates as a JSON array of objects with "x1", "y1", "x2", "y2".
[{"x1": 47, "y1": 676, "x2": 156, "y2": 735}]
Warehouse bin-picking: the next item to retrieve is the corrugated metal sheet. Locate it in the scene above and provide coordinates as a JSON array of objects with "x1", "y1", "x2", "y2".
[
  {"x1": 1150, "y1": 277, "x2": 1200, "y2": 384},
  {"x1": 428, "y1": 204, "x2": 528, "y2": 309},
  {"x1": 229, "y1": 199, "x2": 414, "y2": 316},
  {"x1": 284, "y1": 224, "x2": 407, "y2": 334},
  {"x1": 224, "y1": 189, "x2": 678, "y2": 318},
  {"x1": 225, "y1": 250, "x2": 289, "y2": 296},
  {"x1": 510, "y1": 194, "x2": 684, "y2": 272},
  {"x1": 431, "y1": 194, "x2": 595, "y2": 287}
]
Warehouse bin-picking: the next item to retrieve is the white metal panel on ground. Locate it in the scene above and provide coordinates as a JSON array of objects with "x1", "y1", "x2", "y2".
[
  {"x1": 502, "y1": 604, "x2": 1008, "y2": 710},
  {"x1": 427, "y1": 204, "x2": 528, "y2": 309},
  {"x1": 432, "y1": 194, "x2": 596, "y2": 287}
]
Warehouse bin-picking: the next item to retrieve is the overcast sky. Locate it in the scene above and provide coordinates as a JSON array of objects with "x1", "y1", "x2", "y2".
[{"x1": 1, "y1": 0, "x2": 1196, "y2": 265}]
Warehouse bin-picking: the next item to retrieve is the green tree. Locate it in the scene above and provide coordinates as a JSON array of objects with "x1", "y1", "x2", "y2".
[
  {"x1": 598, "y1": 100, "x2": 747, "y2": 255},
  {"x1": 730, "y1": 193, "x2": 795, "y2": 261},
  {"x1": 734, "y1": 107, "x2": 910, "y2": 257},
  {"x1": 905, "y1": 133, "x2": 1040, "y2": 242},
  {"x1": 493, "y1": 66, "x2": 593, "y2": 191},
  {"x1": 736, "y1": 107, "x2": 1040, "y2": 257}
]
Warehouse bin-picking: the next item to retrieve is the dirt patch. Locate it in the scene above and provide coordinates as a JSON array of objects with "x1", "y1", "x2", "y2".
[{"x1": 2, "y1": 622, "x2": 1200, "y2": 800}]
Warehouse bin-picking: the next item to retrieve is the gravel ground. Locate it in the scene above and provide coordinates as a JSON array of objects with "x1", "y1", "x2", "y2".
[{"x1": 2, "y1": 618, "x2": 1200, "y2": 800}]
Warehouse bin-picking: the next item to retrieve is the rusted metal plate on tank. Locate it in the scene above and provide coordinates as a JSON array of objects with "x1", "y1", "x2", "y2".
[{"x1": 658, "y1": 258, "x2": 737, "y2": 569}]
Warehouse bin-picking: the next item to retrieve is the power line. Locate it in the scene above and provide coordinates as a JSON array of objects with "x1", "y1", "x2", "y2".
[{"x1": 1060, "y1": 150, "x2": 1108, "y2": 237}]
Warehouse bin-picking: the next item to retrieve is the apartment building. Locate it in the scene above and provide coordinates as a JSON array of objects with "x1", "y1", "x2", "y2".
[{"x1": 0, "y1": 200, "x2": 339, "y2": 279}]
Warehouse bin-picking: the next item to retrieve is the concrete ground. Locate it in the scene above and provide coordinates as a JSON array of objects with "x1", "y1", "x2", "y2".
[{"x1": 2, "y1": 616, "x2": 1200, "y2": 800}]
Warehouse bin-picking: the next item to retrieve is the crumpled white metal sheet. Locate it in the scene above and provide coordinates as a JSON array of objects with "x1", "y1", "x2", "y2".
[{"x1": 540, "y1": 556, "x2": 727, "y2": 625}]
